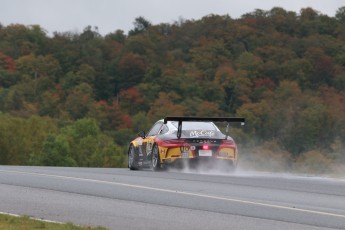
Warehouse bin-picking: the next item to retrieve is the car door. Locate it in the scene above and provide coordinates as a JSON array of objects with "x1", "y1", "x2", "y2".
[{"x1": 142, "y1": 121, "x2": 164, "y2": 162}]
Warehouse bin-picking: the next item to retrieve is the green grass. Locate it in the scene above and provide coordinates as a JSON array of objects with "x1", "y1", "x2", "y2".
[{"x1": 0, "y1": 213, "x2": 107, "y2": 230}]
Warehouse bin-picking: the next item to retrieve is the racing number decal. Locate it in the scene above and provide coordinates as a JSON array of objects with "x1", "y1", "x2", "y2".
[
  {"x1": 180, "y1": 143, "x2": 190, "y2": 153},
  {"x1": 180, "y1": 143, "x2": 190, "y2": 158}
]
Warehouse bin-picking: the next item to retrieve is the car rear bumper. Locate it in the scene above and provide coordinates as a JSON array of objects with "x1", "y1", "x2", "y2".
[{"x1": 163, "y1": 156, "x2": 237, "y2": 165}]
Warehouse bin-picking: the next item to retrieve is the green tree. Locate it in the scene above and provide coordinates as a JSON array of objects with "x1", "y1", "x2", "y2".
[
  {"x1": 16, "y1": 54, "x2": 61, "y2": 78},
  {"x1": 0, "y1": 87, "x2": 24, "y2": 111},
  {"x1": 30, "y1": 118, "x2": 126, "y2": 167},
  {"x1": 64, "y1": 83, "x2": 94, "y2": 119},
  {"x1": 29, "y1": 134, "x2": 76, "y2": 166},
  {"x1": 335, "y1": 6, "x2": 345, "y2": 23},
  {"x1": 268, "y1": 7, "x2": 297, "y2": 35},
  {"x1": 236, "y1": 52, "x2": 262, "y2": 78},
  {"x1": 129, "y1": 17, "x2": 152, "y2": 35},
  {"x1": 0, "y1": 114, "x2": 57, "y2": 165},
  {"x1": 61, "y1": 118, "x2": 125, "y2": 167},
  {"x1": 0, "y1": 24, "x2": 48, "y2": 58},
  {"x1": 38, "y1": 89, "x2": 61, "y2": 117}
]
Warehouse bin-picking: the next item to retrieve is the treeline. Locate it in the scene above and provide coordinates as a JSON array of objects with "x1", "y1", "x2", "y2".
[
  {"x1": 0, "y1": 114, "x2": 126, "y2": 167},
  {"x1": 0, "y1": 7, "x2": 344, "y2": 172}
]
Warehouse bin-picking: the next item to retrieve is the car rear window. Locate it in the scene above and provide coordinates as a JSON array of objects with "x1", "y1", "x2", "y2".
[{"x1": 171, "y1": 121, "x2": 218, "y2": 130}]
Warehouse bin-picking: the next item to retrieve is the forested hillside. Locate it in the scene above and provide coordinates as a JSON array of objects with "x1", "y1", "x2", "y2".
[{"x1": 0, "y1": 7, "x2": 344, "y2": 173}]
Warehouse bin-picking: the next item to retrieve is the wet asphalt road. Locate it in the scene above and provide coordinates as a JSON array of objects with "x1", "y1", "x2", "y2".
[{"x1": 0, "y1": 166, "x2": 344, "y2": 229}]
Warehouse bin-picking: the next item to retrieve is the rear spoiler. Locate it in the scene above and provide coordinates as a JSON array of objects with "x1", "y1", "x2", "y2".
[{"x1": 164, "y1": 116, "x2": 245, "y2": 139}]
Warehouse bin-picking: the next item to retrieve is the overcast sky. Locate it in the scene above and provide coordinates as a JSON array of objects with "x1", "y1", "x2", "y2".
[{"x1": 1, "y1": 0, "x2": 344, "y2": 36}]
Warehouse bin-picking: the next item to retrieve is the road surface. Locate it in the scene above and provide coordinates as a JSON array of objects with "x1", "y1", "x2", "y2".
[{"x1": 0, "y1": 166, "x2": 344, "y2": 229}]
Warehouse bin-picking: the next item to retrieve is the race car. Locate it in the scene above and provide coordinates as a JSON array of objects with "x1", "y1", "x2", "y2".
[{"x1": 127, "y1": 116, "x2": 245, "y2": 171}]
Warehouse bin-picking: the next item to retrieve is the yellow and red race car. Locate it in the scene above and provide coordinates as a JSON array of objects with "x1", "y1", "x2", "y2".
[{"x1": 128, "y1": 116, "x2": 245, "y2": 171}]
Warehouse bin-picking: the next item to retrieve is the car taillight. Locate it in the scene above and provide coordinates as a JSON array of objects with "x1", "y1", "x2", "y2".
[
  {"x1": 202, "y1": 144, "x2": 210, "y2": 150},
  {"x1": 222, "y1": 139, "x2": 235, "y2": 145}
]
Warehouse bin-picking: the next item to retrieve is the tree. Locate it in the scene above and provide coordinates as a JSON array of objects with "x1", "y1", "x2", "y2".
[
  {"x1": 147, "y1": 92, "x2": 187, "y2": 121},
  {"x1": 280, "y1": 58, "x2": 313, "y2": 87},
  {"x1": 0, "y1": 52, "x2": 16, "y2": 71},
  {"x1": 77, "y1": 26, "x2": 103, "y2": 70},
  {"x1": 38, "y1": 89, "x2": 61, "y2": 117},
  {"x1": 298, "y1": 8, "x2": 322, "y2": 36},
  {"x1": 0, "y1": 87, "x2": 24, "y2": 111},
  {"x1": 118, "y1": 87, "x2": 145, "y2": 114},
  {"x1": 268, "y1": 7, "x2": 297, "y2": 35},
  {"x1": 129, "y1": 17, "x2": 152, "y2": 35},
  {"x1": 0, "y1": 114, "x2": 57, "y2": 165},
  {"x1": 76, "y1": 64, "x2": 96, "y2": 84},
  {"x1": 48, "y1": 31, "x2": 79, "y2": 73},
  {"x1": 291, "y1": 102, "x2": 331, "y2": 153},
  {"x1": 0, "y1": 24, "x2": 48, "y2": 58},
  {"x1": 30, "y1": 118, "x2": 126, "y2": 167},
  {"x1": 223, "y1": 70, "x2": 253, "y2": 111},
  {"x1": 254, "y1": 45, "x2": 296, "y2": 63},
  {"x1": 115, "y1": 52, "x2": 146, "y2": 90},
  {"x1": 64, "y1": 83, "x2": 94, "y2": 119},
  {"x1": 300, "y1": 7, "x2": 319, "y2": 21},
  {"x1": 105, "y1": 29, "x2": 126, "y2": 43},
  {"x1": 125, "y1": 34, "x2": 155, "y2": 56},
  {"x1": 29, "y1": 134, "x2": 76, "y2": 166},
  {"x1": 0, "y1": 67, "x2": 20, "y2": 88},
  {"x1": 88, "y1": 99, "x2": 129, "y2": 130},
  {"x1": 303, "y1": 47, "x2": 334, "y2": 87},
  {"x1": 236, "y1": 52, "x2": 262, "y2": 78},
  {"x1": 16, "y1": 54, "x2": 61, "y2": 77},
  {"x1": 335, "y1": 7, "x2": 345, "y2": 23},
  {"x1": 60, "y1": 118, "x2": 125, "y2": 167},
  {"x1": 190, "y1": 38, "x2": 232, "y2": 80}
]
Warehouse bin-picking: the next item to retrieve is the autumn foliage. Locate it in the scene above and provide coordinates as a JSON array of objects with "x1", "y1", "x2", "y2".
[{"x1": 0, "y1": 7, "x2": 345, "y2": 173}]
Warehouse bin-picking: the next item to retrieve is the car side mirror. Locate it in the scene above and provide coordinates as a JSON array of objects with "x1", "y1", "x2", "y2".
[{"x1": 138, "y1": 131, "x2": 146, "y2": 139}]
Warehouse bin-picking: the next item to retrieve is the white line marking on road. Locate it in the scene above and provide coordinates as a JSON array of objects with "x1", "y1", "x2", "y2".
[{"x1": 1, "y1": 169, "x2": 345, "y2": 219}]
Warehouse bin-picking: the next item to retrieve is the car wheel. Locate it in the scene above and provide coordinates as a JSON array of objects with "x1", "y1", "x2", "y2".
[
  {"x1": 151, "y1": 144, "x2": 162, "y2": 171},
  {"x1": 128, "y1": 144, "x2": 138, "y2": 170}
]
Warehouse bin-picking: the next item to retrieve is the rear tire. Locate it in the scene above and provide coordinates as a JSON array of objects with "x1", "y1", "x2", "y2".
[
  {"x1": 151, "y1": 144, "x2": 163, "y2": 171},
  {"x1": 128, "y1": 144, "x2": 138, "y2": 170}
]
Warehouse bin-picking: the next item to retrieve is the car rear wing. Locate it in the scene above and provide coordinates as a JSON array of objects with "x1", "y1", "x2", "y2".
[{"x1": 164, "y1": 116, "x2": 245, "y2": 139}]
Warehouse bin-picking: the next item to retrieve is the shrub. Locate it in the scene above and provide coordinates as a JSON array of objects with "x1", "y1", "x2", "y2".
[{"x1": 294, "y1": 150, "x2": 332, "y2": 174}]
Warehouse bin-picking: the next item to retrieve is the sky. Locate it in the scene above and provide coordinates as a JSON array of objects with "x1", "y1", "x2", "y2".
[{"x1": 1, "y1": 0, "x2": 344, "y2": 36}]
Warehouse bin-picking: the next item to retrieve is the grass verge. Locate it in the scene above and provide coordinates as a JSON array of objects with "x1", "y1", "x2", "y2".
[{"x1": 0, "y1": 213, "x2": 106, "y2": 230}]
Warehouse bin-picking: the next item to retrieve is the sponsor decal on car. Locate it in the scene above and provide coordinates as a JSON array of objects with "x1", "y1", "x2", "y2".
[
  {"x1": 189, "y1": 130, "x2": 215, "y2": 137},
  {"x1": 146, "y1": 140, "x2": 153, "y2": 156},
  {"x1": 136, "y1": 138, "x2": 143, "y2": 145}
]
